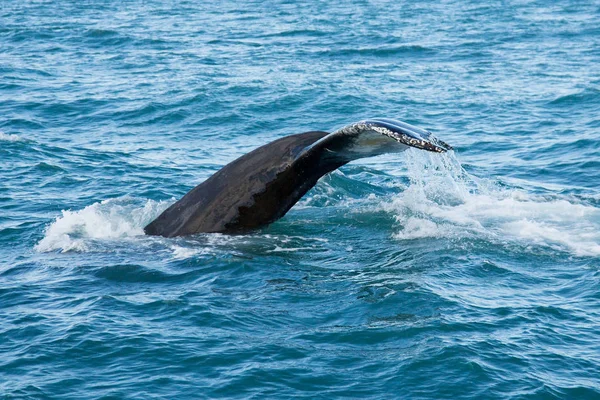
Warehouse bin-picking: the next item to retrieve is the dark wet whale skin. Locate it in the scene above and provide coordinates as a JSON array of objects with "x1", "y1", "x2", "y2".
[
  {"x1": 144, "y1": 131, "x2": 344, "y2": 237},
  {"x1": 144, "y1": 118, "x2": 451, "y2": 237}
]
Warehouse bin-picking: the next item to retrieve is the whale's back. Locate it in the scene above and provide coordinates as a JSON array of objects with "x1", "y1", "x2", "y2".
[{"x1": 144, "y1": 131, "x2": 329, "y2": 237}]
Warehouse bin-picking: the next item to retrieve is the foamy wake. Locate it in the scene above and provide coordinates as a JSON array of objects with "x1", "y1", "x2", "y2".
[
  {"x1": 383, "y1": 150, "x2": 600, "y2": 257},
  {"x1": 35, "y1": 197, "x2": 171, "y2": 253},
  {"x1": 35, "y1": 154, "x2": 600, "y2": 258}
]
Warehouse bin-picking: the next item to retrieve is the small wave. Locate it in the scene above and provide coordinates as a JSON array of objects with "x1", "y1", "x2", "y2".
[
  {"x1": 261, "y1": 28, "x2": 329, "y2": 38},
  {"x1": 384, "y1": 150, "x2": 600, "y2": 257},
  {"x1": 0, "y1": 131, "x2": 23, "y2": 142},
  {"x1": 320, "y1": 45, "x2": 435, "y2": 58},
  {"x1": 94, "y1": 264, "x2": 175, "y2": 283},
  {"x1": 81, "y1": 28, "x2": 133, "y2": 47},
  {"x1": 33, "y1": 162, "x2": 66, "y2": 173},
  {"x1": 548, "y1": 88, "x2": 600, "y2": 105},
  {"x1": 35, "y1": 197, "x2": 171, "y2": 253},
  {"x1": 84, "y1": 28, "x2": 119, "y2": 38}
]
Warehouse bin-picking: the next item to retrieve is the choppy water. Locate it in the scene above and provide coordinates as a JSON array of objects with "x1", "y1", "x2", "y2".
[{"x1": 2, "y1": 0, "x2": 600, "y2": 398}]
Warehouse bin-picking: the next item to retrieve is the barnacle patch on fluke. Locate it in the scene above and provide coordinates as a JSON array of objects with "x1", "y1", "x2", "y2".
[{"x1": 364, "y1": 118, "x2": 453, "y2": 153}]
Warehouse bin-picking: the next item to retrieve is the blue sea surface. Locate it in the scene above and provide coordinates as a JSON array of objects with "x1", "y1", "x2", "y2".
[{"x1": 2, "y1": 0, "x2": 600, "y2": 398}]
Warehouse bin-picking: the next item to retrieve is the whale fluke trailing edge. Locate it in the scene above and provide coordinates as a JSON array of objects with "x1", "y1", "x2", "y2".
[{"x1": 144, "y1": 118, "x2": 452, "y2": 237}]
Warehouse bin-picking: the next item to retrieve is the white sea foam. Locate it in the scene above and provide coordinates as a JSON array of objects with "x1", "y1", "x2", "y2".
[
  {"x1": 35, "y1": 197, "x2": 171, "y2": 253},
  {"x1": 170, "y1": 244, "x2": 212, "y2": 259},
  {"x1": 0, "y1": 131, "x2": 23, "y2": 142},
  {"x1": 34, "y1": 197, "x2": 327, "y2": 257},
  {"x1": 384, "y1": 150, "x2": 600, "y2": 257},
  {"x1": 267, "y1": 246, "x2": 314, "y2": 253}
]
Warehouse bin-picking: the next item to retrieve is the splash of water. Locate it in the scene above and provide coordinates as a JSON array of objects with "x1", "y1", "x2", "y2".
[
  {"x1": 384, "y1": 150, "x2": 600, "y2": 257},
  {"x1": 34, "y1": 196, "x2": 330, "y2": 257},
  {"x1": 35, "y1": 197, "x2": 170, "y2": 253},
  {"x1": 35, "y1": 152, "x2": 600, "y2": 257}
]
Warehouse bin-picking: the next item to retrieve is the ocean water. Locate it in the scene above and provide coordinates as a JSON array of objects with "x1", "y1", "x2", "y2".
[{"x1": 1, "y1": 0, "x2": 600, "y2": 398}]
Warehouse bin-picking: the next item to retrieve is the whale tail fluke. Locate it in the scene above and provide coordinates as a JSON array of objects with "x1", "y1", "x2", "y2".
[
  {"x1": 296, "y1": 118, "x2": 452, "y2": 167},
  {"x1": 144, "y1": 118, "x2": 452, "y2": 237}
]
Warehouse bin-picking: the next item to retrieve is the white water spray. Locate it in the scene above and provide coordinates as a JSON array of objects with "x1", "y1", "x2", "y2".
[
  {"x1": 35, "y1": 197, "x2": 170, "y2": 253},
  {"x1": 384, "y1": 150, "x2": 600, "y2": 257}
]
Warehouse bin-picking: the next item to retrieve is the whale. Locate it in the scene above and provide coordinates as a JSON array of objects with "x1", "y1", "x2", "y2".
[{"x1": 144, "y1": 118, "x2": 452, "y2": 237}]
